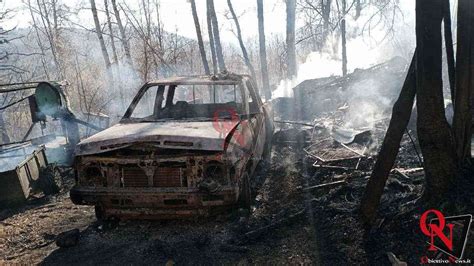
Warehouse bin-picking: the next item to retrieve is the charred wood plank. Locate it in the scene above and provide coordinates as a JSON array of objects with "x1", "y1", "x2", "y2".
[
  {"x1": 303, "y1": 180, "x2": 347, "y2": 191},
  {"x1": 312, "y1": 164, "x2": 352, "y2": 171},
  {"x1": 274, "y1": 120, "x2": 319, "y2": 127},
  {"x1": 323, "y1": 156, "x2": 364, "y2": 163}
]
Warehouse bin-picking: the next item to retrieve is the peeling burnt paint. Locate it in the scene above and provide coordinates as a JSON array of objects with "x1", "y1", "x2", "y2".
[
  {"x1": 70, "y1": 73, "x2": 274, "y2": 219},
  {"x1": 75, "y1": 120, "x2": 241, "y2": 156}
]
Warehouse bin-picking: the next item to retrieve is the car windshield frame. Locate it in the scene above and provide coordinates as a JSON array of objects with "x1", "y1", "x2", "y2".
[{"x1": 121, "y1": 78, "x2": 256, "y2": 123}]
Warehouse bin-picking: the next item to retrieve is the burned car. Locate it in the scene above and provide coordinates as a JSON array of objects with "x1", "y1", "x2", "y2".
[{"x1": 70, "y1": 73, "x2": 273, "y2": 219}]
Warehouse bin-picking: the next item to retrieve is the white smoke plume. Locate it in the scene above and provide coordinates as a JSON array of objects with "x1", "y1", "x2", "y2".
[{"x1": 272, "y1": 1, "x2": 415, "y2": 100}]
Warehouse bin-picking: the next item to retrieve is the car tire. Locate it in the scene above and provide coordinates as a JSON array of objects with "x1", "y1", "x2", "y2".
[
  {"x1": 37, "y1": 165, "x2": 62, "y2": 195},
  {"x1": 238, "y1": 172, "x2": 252, "y2": 209}
]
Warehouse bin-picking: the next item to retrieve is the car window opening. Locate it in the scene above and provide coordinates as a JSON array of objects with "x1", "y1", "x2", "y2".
[{"x1": 126, "y1": 84, "x2": 245, "y2": 121}]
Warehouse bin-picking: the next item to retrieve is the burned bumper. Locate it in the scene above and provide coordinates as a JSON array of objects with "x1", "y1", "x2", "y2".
[{"x1": 70, "y1": 186, "x2": 238, "y2": 218}]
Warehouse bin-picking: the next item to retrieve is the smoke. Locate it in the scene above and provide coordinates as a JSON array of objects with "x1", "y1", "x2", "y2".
[
  {"x1": 271, "y1": 51, "x2": 344, "y2": 98},
  {"x1": 343, "y1": 78, "x2": 393, "y2": 129},
  {"x1": 272, "y1": 1, "x2": 415, "y2": 100},
  {"x1": 64, "y1": 27, "x2": 144, "y2": 122},
  {"x1": 105, "y1": 63, "x2": 142, "y2": 121}
]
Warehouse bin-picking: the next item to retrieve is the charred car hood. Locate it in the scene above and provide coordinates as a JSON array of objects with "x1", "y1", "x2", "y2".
[{"x1": 75, "y1": 120, "x2": 240, "y2": 156}]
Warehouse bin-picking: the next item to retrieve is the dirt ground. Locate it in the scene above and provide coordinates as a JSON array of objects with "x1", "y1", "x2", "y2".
[
  {"x1": 0, "y1": 144, "x2": 320, "y2": 265},
  {"x1": 2, "y1": 125, "x2": 473, "y2": 265}
]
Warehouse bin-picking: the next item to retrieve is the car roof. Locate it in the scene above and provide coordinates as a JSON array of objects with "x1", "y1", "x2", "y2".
[{"x1": 147, "y1": 73, "x2": 249, "y2": 86}]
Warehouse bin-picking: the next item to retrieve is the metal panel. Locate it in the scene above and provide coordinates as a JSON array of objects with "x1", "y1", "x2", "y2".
[
  {"x1": 122, "y1": 166, "x2": 148, "y2": 187},
  {"x1": 16, "y1": 165, "x2": 31, "y2": 198},
  {"x1": 35, "y1": 147, "x2": 48, "y2": 169},
  {"x1": 26, "y1": 157, "x2": 39, "y2": 182},
  {"x1": 153, "y1": 167, "x2": 183, "y2": 187}
]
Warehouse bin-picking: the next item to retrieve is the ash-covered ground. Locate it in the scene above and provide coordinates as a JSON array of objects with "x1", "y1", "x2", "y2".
[
  {"x1": 0, "y1": 119, "x2": 449, "y2": 265},
  {"x1": 0, "y1": 140, "x2": 320, "y2": 265},
  {"x1": 1, "y1": 120, "x2": 473, "y2": 265}
]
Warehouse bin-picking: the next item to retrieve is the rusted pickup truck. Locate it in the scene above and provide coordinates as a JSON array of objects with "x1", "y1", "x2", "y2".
[{"x1": 70, "y1": 73, "x2": 273, "y2": 219}]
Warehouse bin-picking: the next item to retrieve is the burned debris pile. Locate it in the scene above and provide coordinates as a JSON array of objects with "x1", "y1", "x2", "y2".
[
  {"x1": 292, "y1": 56, "x2": 407, "y2": 121},
  {"x1": 269, "y1": 57, "x2": 436, "y2": 264},
  {"x1": 271, "y1": 126, "x2": 425, "y2": 264},
  {"x1": 296, "y1": 121, "x2": 425, "y2": 265},
  {"x1": 268, "y1": 54, "x2": 474, "y2": 263}
]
